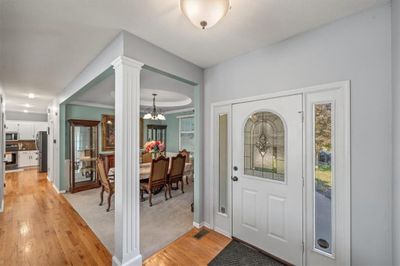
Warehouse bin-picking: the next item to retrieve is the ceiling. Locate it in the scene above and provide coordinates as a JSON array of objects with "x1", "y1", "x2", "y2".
[
  {"x1": 70, "y1": 69, "x2": 194, "y2": 113},
  {"x1": 0, "y1": 0, "x2": 388, "y2": 114}
]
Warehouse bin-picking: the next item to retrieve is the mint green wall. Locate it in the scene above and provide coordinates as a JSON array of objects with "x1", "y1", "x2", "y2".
[
  {"x1": 66, "y1": 104, "x2": 114, "y2": 153},
  {"x1": 142, "y1": 110, "x2": 194, "y2": 153},
  {"x1": 60, "y1": 104, "x2": 114, "y2": 191},
  {"x1": 60, "y1": 106, "x2": 190, "y2": 191}
]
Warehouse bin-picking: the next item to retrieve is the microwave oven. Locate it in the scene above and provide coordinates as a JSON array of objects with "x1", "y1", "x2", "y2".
[{"x1": 6, "y1": 132, "x2": 18, "y2": 141}]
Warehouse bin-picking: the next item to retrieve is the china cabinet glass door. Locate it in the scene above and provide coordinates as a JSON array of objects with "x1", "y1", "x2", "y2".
[{"x1": 69, "y1": 119, "x2": 100, "y2": 193}]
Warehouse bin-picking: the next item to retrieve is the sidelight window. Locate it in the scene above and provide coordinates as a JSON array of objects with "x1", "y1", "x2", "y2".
[
  {"x1": 313, "y1": 103, "x2": 334, "y2": 255},
  {"x1": 218, "y1": 114, "x2": 228, "y2": 214}
]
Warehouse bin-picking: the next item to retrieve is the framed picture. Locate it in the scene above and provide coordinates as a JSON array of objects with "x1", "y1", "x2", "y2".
[{"x1": 101, "y1": 114, "x2": 115, "y2": 151}]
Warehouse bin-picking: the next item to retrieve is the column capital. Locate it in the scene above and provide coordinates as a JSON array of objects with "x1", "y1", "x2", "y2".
[{"x1": 112, "y1": 56, "x2": 144, "y2": 69}]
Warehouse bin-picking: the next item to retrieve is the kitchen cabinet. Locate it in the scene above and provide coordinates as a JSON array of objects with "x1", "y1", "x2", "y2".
[
  {"x1": 19, "y1": 124, "x2": 35, "y2": 140},
  {"x1": 5, "y1": 121, "x2": 48, "y2": 140},
  {"x1": 5, "y1": 121, "x2": 19, "y2": 132},
  {"x1": 18, "y1": 150, "x2": 39, "y2": 168}
]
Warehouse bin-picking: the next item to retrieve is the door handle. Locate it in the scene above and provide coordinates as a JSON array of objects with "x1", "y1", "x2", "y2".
[{"x1": 231, "y1": 176, "x2": 238, "y2": 182}]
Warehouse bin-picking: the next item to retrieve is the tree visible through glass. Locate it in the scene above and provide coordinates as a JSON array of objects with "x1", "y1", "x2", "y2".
[{"x1": 314, "y1": 103, "x2": 333, "y2": 254}]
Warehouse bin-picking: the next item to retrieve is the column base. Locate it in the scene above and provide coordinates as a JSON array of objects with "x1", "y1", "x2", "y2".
[{"x1": 112, "y1": 254, "x2": 142, "y2": 266}]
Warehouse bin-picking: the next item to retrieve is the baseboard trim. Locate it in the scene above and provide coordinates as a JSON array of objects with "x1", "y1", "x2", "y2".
[
  {"x1": 214, "y1": 226, "x2": 232, "y2": 238},
  {"x1": 193, "y1": 221, "x2": 211, "y2": 229},
  {"x1": 5, "y1": 169, "x2": 23, "y2": 173},
  {"x1": 193, "y1": 221, "x2": 201, "y2": 228},
  {"x1": 52, "y1": 183, "x2": 66, "y2": 194},
  {"x1": 112, "y1": 254, "x2": 142, "y2": 266},
  {"x1": 0, "y1": 199, "x2": 3, "y2": 213}
]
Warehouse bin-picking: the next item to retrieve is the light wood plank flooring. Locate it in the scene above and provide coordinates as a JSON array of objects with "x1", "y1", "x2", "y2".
[
  {"x1": 0, "y1": 169, "x2": 112, "y2": 266},
  {"x1": 144, "y1": 228, "x2": 231, "y2": 266},
  {"x1": 0, "y1": 168, "x2": 231, "y2": 266}
]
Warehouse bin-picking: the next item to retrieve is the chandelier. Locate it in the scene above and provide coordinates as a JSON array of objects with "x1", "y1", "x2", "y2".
[
  {"x1": 143, "y1": 94, "x2": 166, "y2": 120},
  {"x1": 180, "y1": 0, "x2": 231, "y2": 30}
]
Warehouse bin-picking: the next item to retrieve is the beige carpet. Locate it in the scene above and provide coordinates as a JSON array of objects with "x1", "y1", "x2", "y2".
[{"x1": 63, "y1": 180, "x2": 194, "y2": 259}]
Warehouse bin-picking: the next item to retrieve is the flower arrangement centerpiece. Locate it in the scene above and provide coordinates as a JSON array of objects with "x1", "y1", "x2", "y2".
[{"x1": 144, "y1": 140, "x2": 165, "y2": 158}]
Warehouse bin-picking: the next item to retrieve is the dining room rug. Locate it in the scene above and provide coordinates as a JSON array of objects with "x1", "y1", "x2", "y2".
[
  {"x1": 63, "y1": 180, "x2": 194, "y2": 259},
  {"x1": 208, "y1": 240, "x2": 284, "y2": 266}
]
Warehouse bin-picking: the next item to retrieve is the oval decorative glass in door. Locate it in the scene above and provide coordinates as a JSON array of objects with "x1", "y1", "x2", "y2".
[{"x1": 244, "y1": 112, "x2": 285, "y2": 181}]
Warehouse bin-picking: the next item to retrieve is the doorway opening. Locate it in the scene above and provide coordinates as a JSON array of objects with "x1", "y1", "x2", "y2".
[{"x1": 56, "y1": 63, "x2": 201, "y2": 260}]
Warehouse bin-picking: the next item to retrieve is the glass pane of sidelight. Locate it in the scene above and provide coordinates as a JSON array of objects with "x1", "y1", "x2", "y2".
[
  {"x1": 244, "y1": 112, "x2": 285, "y2": 182},
  {"x1": 218, "y1": 114, "x2": 228, "y2": 214},
  {"x1": 314, "y1": 103, "x2": 333, "y2": 254}
]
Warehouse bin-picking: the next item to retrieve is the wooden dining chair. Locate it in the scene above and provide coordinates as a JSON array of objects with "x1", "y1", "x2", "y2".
[
  {"x1": 179, "y1": 149, "x2": 191, "y2": 184},
  {"x1": 97, "y1": 157, "x2": 115, "y2": 212},
  {"x1": 140, "y1": 156, "x2": 169, "y2": 207},
  {"x1": 167, "y1": 154, "x2": 186, "y2": 198},
  {"x1": 142, "y1": 152, "x2": 152, "y2": 163}
]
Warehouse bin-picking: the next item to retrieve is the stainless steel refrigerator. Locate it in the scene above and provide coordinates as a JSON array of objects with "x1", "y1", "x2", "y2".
[{"x1": 36, "y1": 131, "x2": 47, "y2": 172}]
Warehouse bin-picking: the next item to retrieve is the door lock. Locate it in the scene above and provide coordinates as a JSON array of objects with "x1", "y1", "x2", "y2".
[
  {"x1": 231, "y1": 176, "x2": 238, "y2": 182},
  {"x1": 233, "y1": 166, "x2": 238, "y2": 171}
]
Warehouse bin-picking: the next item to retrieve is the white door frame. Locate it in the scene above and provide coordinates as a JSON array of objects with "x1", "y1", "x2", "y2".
[{"x1": 209, "y1": 81, "x2": 350, "y2": 265}]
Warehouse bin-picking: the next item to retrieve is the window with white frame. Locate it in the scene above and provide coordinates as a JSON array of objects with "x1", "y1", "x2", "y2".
[{"x1": 178, "y1": 115, "x2": 195, "y2": 152}]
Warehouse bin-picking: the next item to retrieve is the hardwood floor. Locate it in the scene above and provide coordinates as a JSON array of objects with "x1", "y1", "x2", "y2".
[
  {"x1": 144, "y1": 228, "x2": 231, "y2": 266},
  {"x1": 0, "y1": 169, "x2": 112, "y2": 266},
  {"x1": 0, "y1": 168, "x2": 231, "y2": 266}
]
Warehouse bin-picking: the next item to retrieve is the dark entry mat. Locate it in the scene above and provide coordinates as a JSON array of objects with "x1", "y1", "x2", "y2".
[
  {"x1": 208, "y1": 240, "x2": 284, "y2": 266},
  {"x1": 193, "y1": 229, "x2": 210, "y2": 239}
]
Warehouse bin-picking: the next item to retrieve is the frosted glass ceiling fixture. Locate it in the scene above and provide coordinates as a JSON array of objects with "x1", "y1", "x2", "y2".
[
  {"x1": 180, "y1": 0, "x2": 231, "y2": 30},
  {"x1": 143, "y1": 94, "x2": 166, "y2": 120}
]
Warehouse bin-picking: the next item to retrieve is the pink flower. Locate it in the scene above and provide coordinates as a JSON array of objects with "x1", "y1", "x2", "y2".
[
  {"x1": 144, "y1": 141, "x2": 165, "y2": 153},
  {"x1": 158, "y1": 143, "x2": 165, "y2": 152}
]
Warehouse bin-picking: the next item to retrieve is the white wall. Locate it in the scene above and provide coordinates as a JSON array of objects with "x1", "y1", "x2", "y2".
[
  {"x1": 204, "y1": 5, "x2": 392, "y2": 265},
  {"x1": 0, "y1": 83, "x2": 4, "y2": 212},
  {"x1": 48, "y1": 99, "x2": 60, "y2": 190},
  {"x1": 392, "y1": 0, "x2": 400, "y2": 264}
]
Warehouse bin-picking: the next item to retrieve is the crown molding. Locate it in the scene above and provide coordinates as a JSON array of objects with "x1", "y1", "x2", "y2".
[
  {"x1": 164, "y1": 107, "x2": 194, "y2": 115},
  {"x1": 68, "y1": 102, "x2": 195, "y2": 114},
  {"x1": 69, "y1": 101, "x2": 114, "y2": 110}
]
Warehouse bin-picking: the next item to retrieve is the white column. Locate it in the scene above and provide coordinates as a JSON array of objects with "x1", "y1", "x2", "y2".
[{"x1": 112, "y1": 56, "x2": 144, "y2": 266}]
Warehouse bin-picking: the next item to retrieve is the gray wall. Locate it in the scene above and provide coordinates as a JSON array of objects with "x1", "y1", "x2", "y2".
[
  {"x1": 6, "y1": 111, "x2": 48, "y2": 122},
  {"x1": 392, "y1": 0, "x2": 400, "y2": 264},
  {"x1": 204, "y1": 5, "x2": 392, "y2": 265}
]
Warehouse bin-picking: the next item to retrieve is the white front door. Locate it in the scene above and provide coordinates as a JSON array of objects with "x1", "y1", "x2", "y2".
[{"x1": 232, "y1": 94, "x2": 303, "y2": 265}]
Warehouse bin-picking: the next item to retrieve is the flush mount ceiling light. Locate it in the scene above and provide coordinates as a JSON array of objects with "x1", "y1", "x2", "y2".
[
  {"x1": 180, "y1": 0, "x2": 231, "y2": 30},
  {"x1": 28, "y1": 93, "x2": 35, "y2": 99},
  {"x1": 143, "y1": 94, "x2": 166, "y2": 120}
]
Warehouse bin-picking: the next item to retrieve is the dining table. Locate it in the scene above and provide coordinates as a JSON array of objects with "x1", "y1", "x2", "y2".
[{"x1": 108, "y1": 162, "x2": 193, "y2": 180}]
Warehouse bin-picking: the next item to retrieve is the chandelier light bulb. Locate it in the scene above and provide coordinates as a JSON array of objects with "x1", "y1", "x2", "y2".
[{"x1": 180, "y1": 0, "x2": 230, "y2": 30}]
